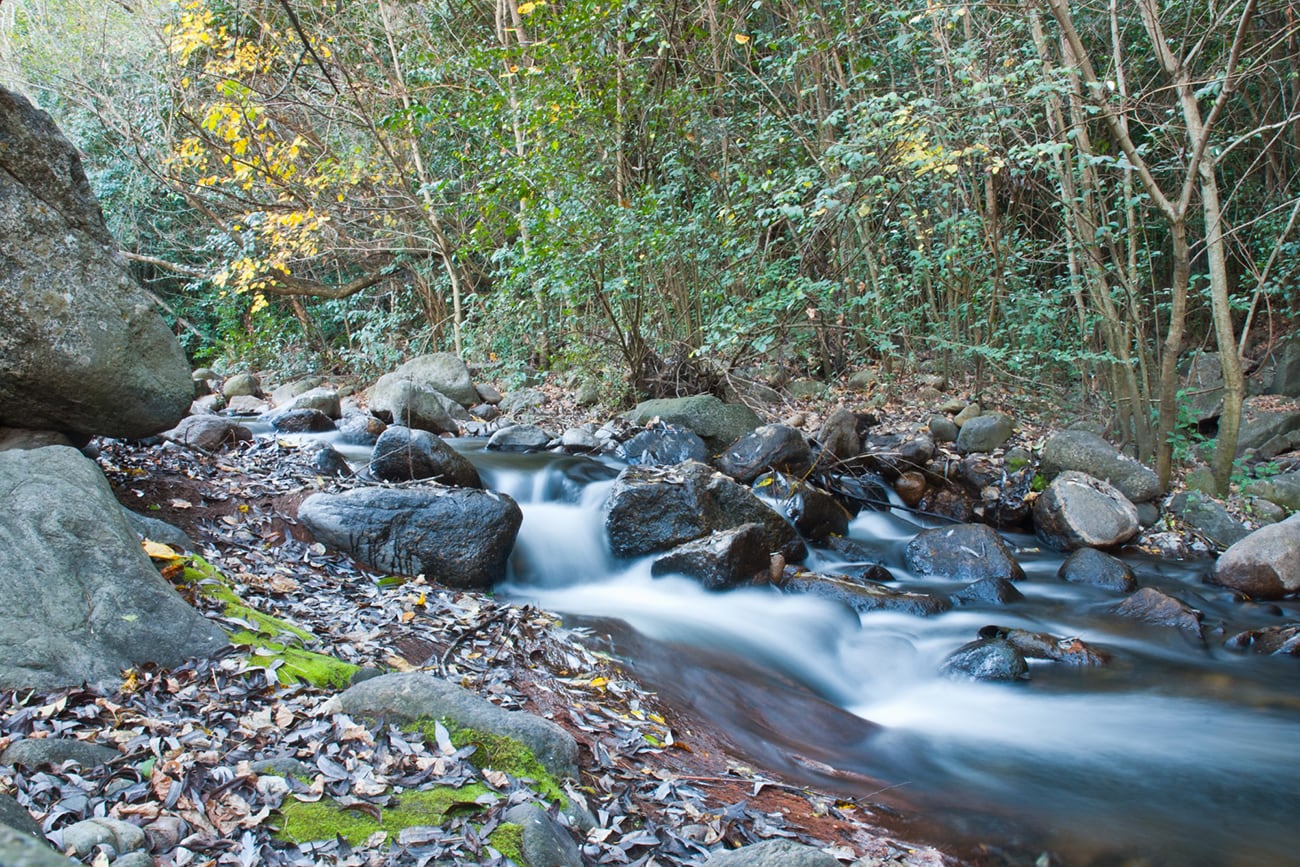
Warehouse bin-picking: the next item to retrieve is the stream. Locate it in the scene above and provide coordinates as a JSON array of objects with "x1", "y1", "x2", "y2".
[{"x1": 322, "y1": 433, "x2": 1300, "y2": 866}]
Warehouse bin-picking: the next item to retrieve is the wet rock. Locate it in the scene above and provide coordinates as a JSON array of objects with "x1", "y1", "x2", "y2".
[
  {"x1": 1113, "y1": 587, "x2": 1203, "y2": 639},
  {"x1": 2, "y1": 738, "x2": 118, "y2": 770},
  {"x1": 1224, "y1": 624, "x2": 1300, "y2": 655},
  {"x1": 487, "y1": 423, "x2": 552, "y2": 452},
  {"x1": 895, "y1": 471, "x2": 926, "y2": 508},
  {"x1": 920, "y1": 485, "x2": 977, "y2": 523},
  {"x1": 332, "y1": 671, "x2": 578, "y2": 779},
  {"x1": 956, "y1": 413, "x2": 1013, "y2": 454},
  {"x1": 59, "y1": 817, "x2": 146, "y2": 858},
  {"x1": 1208, "y1": 514, "x2": 1300, "y2": 599},
  {"x1": 1033, "y1": 471, "x2": 1140, "y2": 552},
  {"x1": 619, "y1": 424, "x2": 709, "y2": 466},
  {"x1": 222, "y1": 372, "x2": 261, "y2": 398},
  {"x1": 369, "y1": 377, "x2": 461, "y2": 435},
  {"x1": 783, "y1": 573, "x2": 951, "y2": 616},
  {"x1": 928, "y1": 414, "x2": 959, "y2": 443},
  {"x1": 866, "y1": 433, "x2": 935, "y2": 478},
  {"x1": 816, "y1": 407, "x2": 863, "y2": 462},
  {"x1": 502, "y1": 803, "x2": 583, "y2": 867},
  {"x1": 958, "y1": 454, "x2": 1003, "y2": 490},
  {"x1": 560, "y1": 426, "x2": 600, "y2": 453},
  {"x1": 706, "y1": 838, "x2": 841, "y2": 867},
  {"x1": 1040, "y1": 430, "x2": 1162, "y2": 503},
  {"x1": 298, "y1": 485, "x2": 522, "y2": 588},
  {"x1": 904, "y1": 523, "x2": 1025, "y2": 583},
  {"x1": 369, "y1": 426, "x2": 481, "y2": 488},
  {"x1": 1057, "y1": 547, "x2": 1138, "y2": 593},
  {"x1": 949, "y1": 577, "x2": 1024, "y2": 607},
  {"x1": 1167, "y1": 491, "x2": 1248, "y2": 549},
  {"x1": 162, "y1": 415, "x2": 252, "y2": 451},
  {"x1": 821, "y1": 472, "x2": 892, "y2": 511},
  {"x1": 716, "y1": 424, "x2": 813, "y2": 484},
  {"x1": 299, "y1": 442, "x2": 353, "y2": 477},
  {"x1": 623, "y1": 394, "x2": 762, "y2": 452},
  {"x1": 979, "y1": 626, "x2": 1109, "y2": 666},
  {"x1": 278, "y1": 386, "x2": 341, "y2": 418},
  {"x1": 337, "y1": 412, "x2": 386, "y2": 446},
  {"x1": 940, "y1": 638, "x2": 1029, "y2": 681},
  {"x1": 1242, "y1": 469, "x2": 1300, "y2": 512},
  {"x1": 604, "y1": 461, "x2": 804, "y2": 562},
  {"x1": 754, "y1": 472, "x2": 851, "y2": 543},
  {"x1": 652, "y1": 524, "x2": 771, "y2": 590},
  {"x1": 267, "y1": 407, "x2": 335, "y2": 433},
  {"x1": 0, "y1": 792, "x2": 42, "y2": 838}
]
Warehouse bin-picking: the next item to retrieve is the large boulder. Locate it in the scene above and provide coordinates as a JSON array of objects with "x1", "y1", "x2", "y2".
[
  {"x1": 368, "y1": 425, "x2": 481, "y2": 488},
  {"x1": 955, "y1": 413, "x2": 1013, "y2": 454},
  {"x1": 298, "y1": 485, "x2": 522, "y2": 588},
  {"x1": 1039, "y1": 430, "x2": 1162, "y2": 503},
  {"x1": 0, "y1": 87, "x2": 193, "y2": 438},
  {"x1": 0, "y1": 446, "x2": 227, "y2": 689},
  {"x1": 1033, "y1": 471, "x2": 1140, "y2": 552},
  {"x1": 369, "y1": 376, "x2": 462, "y2": 435},
  {"x1": 651, "y1": 524, "x2": 772, "y2": 590},
  {"x1": 715, "y1": 423, "x2": 813, "y2": 484},
  {"x1": 383, "y1": 353, "x2": 479, "y2": 408},
  {"x1": 623, "y1": 395, "x2": 761, "y2": 452},
  {"x1": 1242, "y1": 469, "x2": 1300, "y2": 512},
  {"x1": 1252, "y1": 332, "x2": 1300, "y2": 397},
  {"x1": 903, "y1": 523, "x2": 1025, "y2": 583},
  {"x1": 1234, "y1": 398, "x2": 1300, "y2": 456},
  {"x1": 1208, "y1": 514, "x2": 1300, "y2": 599},
  {"x1": 603, "y1": 460, "x2": 804, "y2": 562}
]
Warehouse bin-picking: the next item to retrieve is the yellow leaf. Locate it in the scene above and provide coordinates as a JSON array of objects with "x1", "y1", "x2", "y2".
[
  {"x1": 143, "y1": 540, "x2": 180, "y2": 560},
  {"x1": 400, "y1": 610, "x2": 415, "y2": 623},
  {"x1": 734, "y1": 33, "x2": 750, "y2": 44},
  {"x1": 385, "y1": 654, "x2": 416, "y2": 672}
]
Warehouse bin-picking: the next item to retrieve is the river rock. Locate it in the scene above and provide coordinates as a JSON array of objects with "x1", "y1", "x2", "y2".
[
  {"x1": 949, "y1": 577, "x2": 1024, "y2": 607},
  {"x1": 58, "y1": 817, "x2": 146, "y2": 859},
  {"x1": 0, "y1": 447, "x2": 226, "y2": 689},
  {"x1": 1224, "y1": 624, "x2": 1300, "y2": 655},
  {"x1": 267, "y1": 407, "x2": 335, "y2": 433},
  {"x1": 225, "y1": 394, "x2": 269, "y2": 415},
  {"x1": 783, "y1": 573, "x2": 951, "y2": 617},
  {"x1": 332, "y1": 671, "x2": 578, "y2": 779},
  {"x1": 0, "y1": 824, "x2": 80, "y2": 866},
  {"x1": 278, "y1": 386, "x2": 340, "y2": 418},
  {"x1": 298, "y1": 485, "x2": 522, "y2": 588},
  {"x1": 299, "y1": 442, "x2": 353, "y2": 477},
  {"x1": 716, "y1": 424, "x2": 813, "y2": 484},
  {"x1": 816, "y1": 407, "x2": 862, "y2": 462},
  {"x1": 162, "y1": 415, "x2": 252, "y2": 451},
  {"x1": 269, "y1": 376, "x2": 323, "y2": 406},
  {"x1": 895, "y1": 470, "x2": 927, "y2": 507},
  {"x1": 928, "y1": 414, "x2": 959, "y2": 444},
  {"x1": 1242, "y1": 469, "x2": 1300, "y2": 512},
  {"x1": 502, "y1": 803, "x2": 583, "y2": 867},
  {"x1": 385, "y1": 353, "x2": 479, "y2": 407},
  {"x1": 1113, "y1": 587, "x2": 1203, "y2": 639},
  {"x1": 221, "y1": 372, "x2": 261, "y2": 398},
  {"x1": 1057, "y1": 547, "x2": 1137, "y2": 592},
  {"x1": 603, "y1": 461, "x2": 804, "y2": 562},
  {"x1": 0, "y1": 87, "x2": 193, "y2": 439},
  {"x1": 619, "y1": 424, "x2": 709, "y2": 466},
  {"x1": 754, "y1": 472, "x2": 851, "y2": 542},
  {"x1": 940, "y1": 638, "x2": 1029, "y2": 681},
  {"x1": 1208, "y1": 514, "x2": 1300, "y2": 599},
  {"x1": 190, "y1": 393, "x2": 224, "y2": 415},
  {"x1": 706, "y1": 839, "x2": 841, "y2": 867},
  {"x1": 955, "y1": 413, "x2": 1013, "y2": 454},
  {"x1": 487, "y1": 423, "x2": 552, "y2": 452},
  {"x1": 2, "y1": 738, "x2": 118, "y2": 770},
  {"x1": 1040, "y1": 430, "x2": 1161, "y2": 503},
  {"x1": 370, "y1": 377, "x2": 460, "y2": 435},
  {"x1": 623, "y1": 395, "x2": 762, "y2": 452},
  {"x1": 368, "y1": 426, "x2": 481, "y2": 488},
  {"x1": 904, "y1": 523, "x2": 1025, "y2": 583},
  {"x1": 1033, "y1": 471, "x2": 1140, "y2": 551},
  {"x1": 651, "y1": 524, "x2": 772, "y2": 589},
  {"x1": 0, "y1": 793, "x2": 42, "y2": 839},
  {"x1": 338, "y1": 412, "x2": 386, "y2": 446},
  {"x1": 979, "y1": 626, "x2": 1109, "y2": 666},
  {"x1": 1167, "y1": 491, "x2": 1248, "y2": 549},
  {"x1": 560, "y1": 426, "x2": 600, "y2": 453}
]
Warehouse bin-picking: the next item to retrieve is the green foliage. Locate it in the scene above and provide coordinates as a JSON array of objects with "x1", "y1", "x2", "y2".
[
  {"x1": 409, "y1": 720, "x2": 567, "y2": 808},
  {"x1": 275, "y1": 784, "x2": 494, "y2": 846}
]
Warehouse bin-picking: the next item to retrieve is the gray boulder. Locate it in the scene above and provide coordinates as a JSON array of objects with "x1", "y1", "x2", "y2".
[
  {"x1": 2, "y1": 738, "x2": 118, "y2": 770},
  {"x1": 332, "y1": 671, "x2": 578, "y2": 779},
  {"x1": 928, "y1": 414, "x2": 959, "y2": 444},
  {"x1": 0, "y1": 793, "x2": 43, "y2": 839},
  {"x1": 817, "y1": 406, "x2": 862, "y2": 461},
  {"x1": 121, "y1": 507, "x2": 196, "y2": 551},
  {"x1": 221, "y1": 372, "x2": 261, "y2": 398},
  {"x1": 955, "y1": 413, "x2": 1013, "y2": 454},
  {"x1": 559, "y1": 426, "x2": 600, "y2": 453},
  {"x1": 1242, "y1": 469, "x2": 1300, "y2": 512},
  {"x1": 940, "y1": 638, "x2": 1029, "y2": 681},
  {"x1": 1234, "y1": 401, "x2": 1300, "y2": 456},
  {"x1": 1033, "y1": 471, "x2": 1140, "y2": 552},
  {"x1": 1167, "y1": 491, "x2": 1249, "y2": 549},
  {"x1": 618, "y1": 425, "x2": 709, "y2": 466},
  {"x1": 1208, "y1": 514, "x2": 1300, "y2": 599},
  {"x1": 162, "y1": 415, "x2": 252, "y2": 451},
  {"x1": 370, "y1": 376, "x2": 462, "y2": 435},
  {"x1": 706, "y1": 839, "x2": 841, "y2": 867},
  {"x1": 651, "y1": 524, "x2": 772, "y2": 590},
  {"x1": 337, "y1": 412, "x2": 386, "y2": 446},
  {"x1": 0, "y1": 446, "x2": 227, "y2": 689},
  {"x1": 266, "y1": 407, "x2": 335, "y2": 433},
  {"x1": 0, "y1": 824, "x2": 79, "y2": 866},
  {"x1": 715, "y1": 423, "x2": 813, "y2": 484},
  {"x1": 1040, "y1": 430, "x2": 1162, "y2": 503},
  {"x1": 269, "y1": 376, "x2": 323, "y2": 407},
  {"x1": 57, "y1": 817, "x2": 146, "y2": 859},
  {"x1": 1058, "y1": 547, "x2": 1137, "y2": 592},
  {"x1": 368, "y1": 426, "x2": 481, "y2": 488},
  {"x1": 386, "y1": 353, "x2": 479, "y2": 407},
  {"x1": 0, "y1": 87, "x2": 192, "y2": 439},
  {"x1": 603, "y1": 461, "x2": 804, "y2": 562},
  {"x1": 904, "y1": 523, "x2": 1025, "y2": 583},
  {"x1": 623, "y1": 395, "x2": 762, "y2": 452},
  {"x1": 279, "y1": 386, "x2": 341, "y2": 418},
  {"x1": 487, "y1": 424, "x2": 552, "y2": 452},
  {"x1": 298, "y1": 485, "x2": 521, "y2": 588}
]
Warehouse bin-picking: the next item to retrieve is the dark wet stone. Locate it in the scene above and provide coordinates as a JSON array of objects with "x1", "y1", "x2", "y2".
[
  {"x1": 1113, "y1": 587, "x2": 1203, "y2": 639},
  {"x1": 267, "y1": 407, "x2": 335, "y2": 433},
  {"x1": 979, "y1": 626, "x2": 1109, "y2": 666},
  {"x1": 337, "y1": 412, "x2": 386, "y2": 446},
  {"x1": 904, "y1": 523, "x2": 1025, "y2": 583},
  {"x1": 651, "y1": 524, "x2": 772, "y2": 590},
  {"x1": 753, "y1": 472, "x2": 851, "y2": 543},
  {"x1": 950, "y1": 577, "x2": 1024, "y2": 607},
  {"x1": 1058, "y1": 547, "x2": 1138, "y2": 593},
  {"x1": 619, "y1": 424, "x2": 709, "y2": 466},
  {"x1": 782, "y1": 573, "x2": 951, "y2": 617},
  {"x1": 940, "y1": 638, "x2": 1029, "y2": 681},
  {"x1": 369, "y1": 425, "x2": 481, "y2": 488},
  {"x1": 716, "y1": 424, "x2": 814, "y2": 484},
  {"x1": 1223, "y1": 624, "x2": 1300, "y2": 655}
]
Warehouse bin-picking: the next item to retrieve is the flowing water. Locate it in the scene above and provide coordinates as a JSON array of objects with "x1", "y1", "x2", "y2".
[{"x1": 300, "y1": 431, "x2": 1300, "y2": 865}]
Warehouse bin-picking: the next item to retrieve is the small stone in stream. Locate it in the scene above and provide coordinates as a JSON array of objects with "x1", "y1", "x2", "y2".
[
  {"x1": 753, "y1": 472, "x2": 851, "y2": 542},
  {"x1": 950, "y1": 577, "x2": 1024, "y2": 607},
  {"x1": 162, "y1": 415, "x2": 252, "y2": 451},
  {"x1": 895, "y1": 471, "x2": 926, "y2": 507},
  {"x1": 1223, "y1": 624, "x2": 1300, "y2": 655},
  {"x1": 716, "y1": 423, "x2": 814, "y2": 484},
  {"x1": 904, "y1": 523, "x2": 1026, "y2": 583},
  {"x1": 619, "y1": 424, "x2": 709, "y2": 466},
  {"x1": 369, "y1": 425, "x2": 481, "y2": 487},
  {"x1": 1113, "y1": 587, "x2": 1203, "y2": 639},
  {"x1": 1058, "y1": 547, "x2": 1138, "y2": 593},
  {"x1": 267, "y1": 407, "x2": 335, "y2": 433},
  {"x1": 300, "y1": 442, "x2": 352, "y2": 477},
  {"x1": 940, "y1": 638, "x2": 1028, "y2": 681},
  {"x1": 59, "y1": 817, "x2": 146, "y2": 858},
  {"x1": 705, "y1": 838, "x2": 842, "y2": 867},
  {"x1": 337, "y1": 412, "x2": 386, "y2": 445},
  {"x1": 503, "y1": 804, "x2": 584, "y2": 867},
  {"x1": 651, "y1": 524, "x2": 771, "y2": 590},
  {"x1": 487, "y1": 423, "x2": 552, "y2": 452},
  {"x1": 979, "y1": 625, "x2": 1109, "y2": 666},
  {"x1": 1, "y1": 738, "x2": 118, "y2": 770},
  {"x1": 279, "y1": 386, "x2": 341, "y2": 418},
  {"x1": 782, "y1": 573, "x2": 951, "y2": 617}
]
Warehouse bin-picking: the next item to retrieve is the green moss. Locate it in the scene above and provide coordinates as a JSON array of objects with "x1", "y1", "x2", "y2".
[
  {"x1": 489, "y1": 822, "x2": 524, "y2": 863},
  {"x1": 409, "y1": 720, "x2": 567, "y2": 808},
  {"x1": 174, "y1": 556, "x2": 359, "y2": 688},
  {"x1": 276, "y1": 783, "x2": 495, "y2": 846}
]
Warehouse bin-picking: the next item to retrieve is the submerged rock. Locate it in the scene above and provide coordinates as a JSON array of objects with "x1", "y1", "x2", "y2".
[
  {"x1": 1224, "y1": 624, "x2": 1300, "y2": 655},
  {"x1": 940, "y1": 638, "x2": 1029, "y2": 682},
  {"x1": 1113, "y1": 587, "x2": 1203, "y2": 639}
]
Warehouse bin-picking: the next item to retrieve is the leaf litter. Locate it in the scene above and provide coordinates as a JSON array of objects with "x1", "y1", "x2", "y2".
[{"x1": 0, "y1": 436, "x2": 954, "y2": 866}]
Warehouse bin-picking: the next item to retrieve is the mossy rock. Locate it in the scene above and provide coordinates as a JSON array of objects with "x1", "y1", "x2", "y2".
[
  {"x1": 172, "y1": 556, "x2": 358, "y2": 689},
  {"x1": 275, "y1": 783, "x2": 495, "y2": 846},
  {"x1": 409, "y1": 719, "x2": 568, "y2": 807},
  {"x1": 489, "y1": 822, "x2": 525, "y2": 863}
]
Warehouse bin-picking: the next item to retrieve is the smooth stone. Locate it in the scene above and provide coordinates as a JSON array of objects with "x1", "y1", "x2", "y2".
[
  {"x1": 904, "y1": 523, "x2": 1025, "y2": 583},
  {"x1": 1033, "y1": 471, "x2": 1140, "y2": 551},
  {"x1": 475, "y1": 382, "x2": 504, "y2": 405},
  {"x1": 955, "y1": 413, "x2": 1013, "y2": 454},
  {"x1": 221, "y1": 372, "x2": 261, "y2": 398},
  {"x1": 162, "y1": 415, "x2": 252, "y2": 451},
  {"x1": 619, "y1": 425, "x2": 709, "y2": 466},
  {"x1": 487, "y1": 424, "x2": 552, "y2": 452},
  {"x1": 1058, "y1": 547, "x2": 1137, "y2": 592},
  {"x1": 278, "y1": 386, "x2": 340, "y2": 418},
  {"x1": 0, "y1": 824, "x2": 79, "y2": 865},
  {"x1": 928, "y1": 414, "x2": 959, "y2": 443},
  {"x1": 949, "y1": 577, "x2": 1025, "y2": 607},
  {"x1": 623, "y1": 395, "x2": 762, "y2": 452},
  {"x1": 2, "y1": 738, "x2": 118, "y2": 770},
  {"x1": 59, "y1": 817, "x2": 146, "y2": 858},
  {"x1": 1113, "y1": 587, "x2": 1203, "y2": 639},
  {"x1": 1209, "y1": 514, "x2": 1300, "y2": 599},
  {"x1": 267, "y1": 407, "x2": 335, "y2": 433},
  {"x1": 1040, "y1": 430, "x2": 1161, "y2": 503},
  {"x1": 940, "y1": 638, "x2": 1029, "y2": 681}
]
